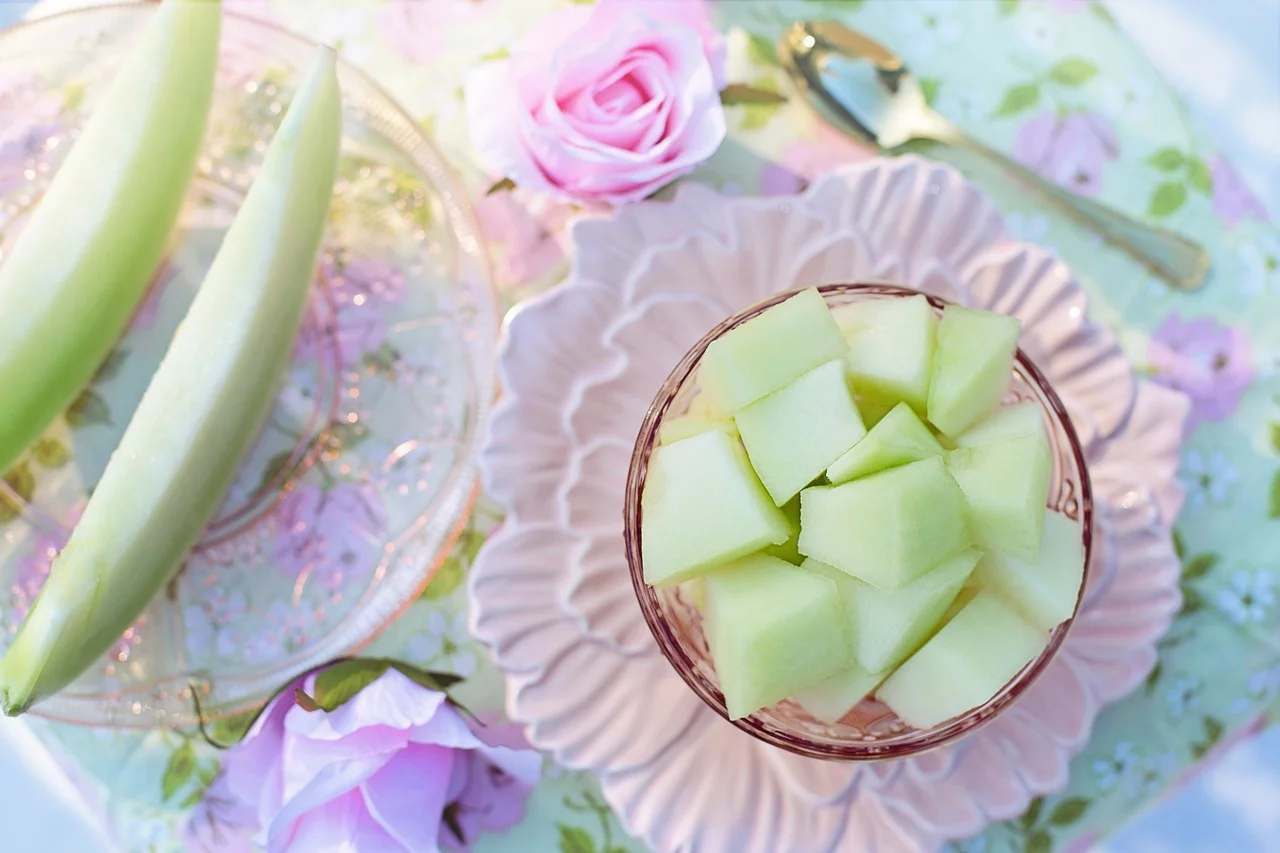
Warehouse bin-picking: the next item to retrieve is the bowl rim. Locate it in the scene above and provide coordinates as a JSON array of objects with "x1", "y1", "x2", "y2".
[{"x1": 623, "y1": 282, "x2": 1094, "y2": 761}]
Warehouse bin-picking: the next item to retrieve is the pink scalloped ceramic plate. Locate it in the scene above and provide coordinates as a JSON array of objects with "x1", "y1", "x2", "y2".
[{"x1": 470, "y1": 157, "x2": 1189, "y2": 852}]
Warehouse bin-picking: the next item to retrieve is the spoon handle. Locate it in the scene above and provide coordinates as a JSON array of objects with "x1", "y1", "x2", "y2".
[{"x1": 933, "y1": 127, "x2": 1210, "y2": 290}]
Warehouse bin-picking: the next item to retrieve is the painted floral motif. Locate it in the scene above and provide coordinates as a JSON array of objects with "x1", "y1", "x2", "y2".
[
  {"x1": 1013, "y1": 111, "x2": 1118, "y2": 198},
  {"x1": 295, "y1": 255, "x2": 407, "y2": 372},
  {"x1": 1238, "y1": 237, "x2": 1279, "y2": 295},
  {"x1": 1093, "y1": 741, "x2": 1138, "y2": 791},
  {"x1": 1164, "y1": 676, "x2": 1201, "y2": 719},
  {"x1": 1148, "y1": 315, "x2": 1254, "y2": 431},
  {"x1": 1209, "y1": 156, "x2": 1269, "y2": 228},
  {"x1": 409, "y1": 609, "x2": 478, "y2": 678},
  {"x1": 1215, "y1": 569, "x2": 1276, "y2": 626},
  {"x1": 272, "y1": 482, "x2": 387, "y2": 588},
  {"x1": 1179, "y1": 448, "x2": 1239, "y2": 510}
]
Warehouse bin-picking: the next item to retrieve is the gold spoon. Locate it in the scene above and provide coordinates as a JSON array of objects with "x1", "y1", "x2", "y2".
[{"x1": 780, "y1": 20, "x2": 1210, "y2": 291}]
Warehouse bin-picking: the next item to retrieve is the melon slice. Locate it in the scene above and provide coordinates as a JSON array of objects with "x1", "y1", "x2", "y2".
[
  {"x1": 699, "y1": 288, "x2": 847, "y2": 412},
  {"x1": 641, "y1": 430, "x2": 790, "y2": 586},
  {"x1": 735, "y1": 359, "x2": 866, "y2": 504},
  {"x1": 946, "y1": 433, "x2": 1052, "y2": 561},
  {"x1": 658, "y1": 414, "x2": 738, "y2": 446},
  {"x1": 833, "y1": 294, "x2": 938, "y2": 415},
  {"x1": 793, "y1": 662, "x2": 888, "y2": 725},
  {"x1": 827, "y1": 401, "x2": 943, "y2": 484},
  {"x1": 0, "y1": 0, "x2": 220, "y2": 475},
  {"x1": 799, "y1": 457, "x2": 971, "y2": 589},
  {"x1": 688, "y1": 369, "x2": 733, "y2": 420},
  {"x1": 927, "y1": 305, "x2": 1021, "y2": 437},
  {"x1": 973, "y1": 510, "x2": 1084, "y2": 630},
  {"x1": 680, "y1": 577, "x2": 706, "y2": 611},
  {"x1": 0, "y1": 47, "x2": 341, "y2": 715},
  {"x1": 955, "y1": 401, "x2": 1047, "y2": 448},
  {"x1": 764, "y1": 496, "x2": 802, "y2": 564},
  {"x1": 702, "y1": 554, "x2": 852, "y2": 720},
  {"x1": 876, "y1": 591, "x2": 1047, "y2": 729}
]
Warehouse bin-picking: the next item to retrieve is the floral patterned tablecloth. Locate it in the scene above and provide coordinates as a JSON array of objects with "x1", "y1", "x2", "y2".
[{"x1": 13, "y1": 1, "x2": 1280, "y2": 851}]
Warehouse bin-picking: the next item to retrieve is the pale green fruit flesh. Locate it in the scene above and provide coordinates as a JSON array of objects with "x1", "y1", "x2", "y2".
[
  {"x1": 688, "y1": 372, "x2": 733, "y2": 420},
  {"x1": 0, "y1": 48, "x2": 342, "y2": 716},
  {"x1": 972, "y1": 510, "x2": 1084, "y2": 630},
  {"x1": 0, "y1": 0, "x2": 220, "y2": 475},
  {"x1": 946, "y1": 433, "x2": 1052, "y2": 561},
  {"x1": 799, "y1": 456, "x2": 971, "y2": 589},
  {"x1": 827, "y1": 401, "x2": 943, "y2": 485},
  {"x1": 877, "y1": 591, "x2": 1047, "y2": 729},
  {"x1": 956, "y1": 401, "x2": 1047, "y2": 448},
  {"x1": 736, "y1": 359, "x2": 866, "y2": 504},
  {"x1": 927, "y1": 305, "x2": 1021, "y2": 437},
  {"x1": 680, "y1": 577, "x2": 706, "y2": 611},
  {"x1": 699, "y1": 288, "x2": 848, "y2": 412},
  {"x1": 703, "y1": 554, "x2": 852, "y2": 720},
  {"x1": 763, "y1": 496, "x2": 801, "y2": 564},
  {"x1": 833, "y1": 294, "x2": 937, "y2": 415},
  {"x1": 658, "y1": 414, "x2": 738, "y2": 446},
  {"x1": 792, "y1": 662, "x2": 888, "y2": 725},
  {"x1": 641, "y1": 430, "x2": 790, "y2": 587}
]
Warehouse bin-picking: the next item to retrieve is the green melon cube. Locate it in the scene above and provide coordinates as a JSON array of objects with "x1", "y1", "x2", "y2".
[
  {"x1": 955, "y1": 401, "x2": 1046, "y2": 448},
  {"x1": 641, "y1": 431, "x2": 790, "y2": 586},
  {"x1": 703, "y1": 554, "x2": 853, "y2": 720},
  {"x1": 927, "y1": 305, "x2": 1021, "y2": 437},
  {"x1": 945, "y1": 432, "x2": 1052, "y2": 561},
  {"x1": 877, "y1": 591, "x2": 1047, "y2": 729},
  {"x1": 680, "y1": 577, "x2": 706, "y2": 611},
  {"x1": 764, "y1": 496, "x2": 802, "y2": 564},
  {"x1": 699, "y1": 288, "x2": 847, "y2": 412},
  {"x1": 658, "y1": 414, "x2": 738, "y2": 446},
  {"x1": 689, "y1": 368, "x2": 733, "y2": 420},
  {"x1": 833, "y1": 294, "x2": 938, "y2": 415},
  {"x1": 792, "y1": 662, "x2": 889, "y2": 725},
  {"x1": 799, "y1": 457, "x2": 971, "y2": 589},
  {"x1": 827, "y1": 402, "x2": 943, "y2": 484},
  {"x1": 973, "y1": 510, "x2": 1084, "y2": 630},
  {"x1": 735, "y1": 360, "x2": 867, "y2": 504}
]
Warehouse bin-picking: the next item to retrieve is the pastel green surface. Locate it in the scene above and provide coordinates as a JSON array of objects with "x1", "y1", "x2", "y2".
[{"x1": 0, "y1": 0, "x2": 219, "y2": 476}]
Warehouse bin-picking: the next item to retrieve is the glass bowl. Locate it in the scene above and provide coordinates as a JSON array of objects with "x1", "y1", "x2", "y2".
[
  {"x1": 0, "y1": 5, "x2": 496, "y2": 726},
  {"x1": 624, "y1": 284, "x2": 1092, "y2": 761}
]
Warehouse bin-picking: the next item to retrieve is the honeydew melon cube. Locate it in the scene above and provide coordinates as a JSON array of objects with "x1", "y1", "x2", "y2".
[
  {"x1": 956, "y1": 401, "x2": 1046, "y2": 448},
  {"x1": 736, "y1": 360, "x2": 867, "y2": 504},
  {"x1": 973, "y1": 510, "x2": 1084, "y2": 631},
  {"x1": 792, "y1": 662, "x2": 889, "y2": 725},
  {"x1": 689, "y1": 369, "x2": 733, "y2": 420},
  {"x1": 833, "y1": 294, "x2": 938, "y2": 415},
  {"x1": 927, "y1": 305, "x2": 1021, "y2": 437},
  {"x1": 641, "y1": 431, "x2": 790, "y2": 586},
  {"x1": 702, "y1": 554, "x2": 853, "y2": 720},
  {"x1": 877, "y1": 591, "x2": 1047, "y2": 729},
  {"x1": 799, "y1": 457, "x2": 971, "y2": 590},
  {"x1": 939, "y1": 581, "x2": 981, "y2": 626},
  {"x1": 658, "y1": 414, "x2": 738, "y2": 446},
  {"x1": 699, "y1": 288, "x2": 847, "y2": 412},
  {"x1": 945, "y1": 433, "x2": 1052, "y2": 561},
  {"x1": 764, "y1": 497, "x2": 802, "y2": 564},
  {"x1": 680, "y1": 577, "x2": 706, "y2": 611},
  {"x1": 827, "y1": 402, "x2": 943, "y2": 484}
]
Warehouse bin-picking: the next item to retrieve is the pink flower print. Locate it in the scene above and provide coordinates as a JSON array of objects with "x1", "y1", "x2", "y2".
[
  {"x1": 272, "y1": 482, "x2": 387, "y2": 589},
  {"x1": 1148, "y1": 314, "x2": 1254, "y2": 431},
  {"x1": 1209, "y1": 156, "x2": 1268, "y2": 228},
  {"x1": 761, "y1": 121, "x2": 875, "y2": 196},
  {"x1": 9, "y1": 507, "x2": 82, "y2": 625},
  {"x1": 473, "y1": 190, "x2": 569, "y2": 290},
  {"x1": 1013, "y1": 112, "x2": 1119, "y2": 198},
  {"x1": 376, "y1": 0, "x2": 486, "y2": 64},
  {"x1": 297, "y1": 256, "x2": 407, "y2": 372},
  {"x1": 0, "y1": 122, "x2": 59, "y2": 199}
]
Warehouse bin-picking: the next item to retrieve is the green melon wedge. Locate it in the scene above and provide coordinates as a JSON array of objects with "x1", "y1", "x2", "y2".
[
  {"x1": 0, "y1": 0, "x2": 220, "y2": 475},
  {"x1": 0, "y1": 48, "x2": 342, "y2": 715}
]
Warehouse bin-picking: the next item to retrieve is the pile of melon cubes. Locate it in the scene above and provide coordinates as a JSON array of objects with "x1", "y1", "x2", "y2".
[{"x1": 640, "y1": 288, "x2": 1085, "y2": 728}]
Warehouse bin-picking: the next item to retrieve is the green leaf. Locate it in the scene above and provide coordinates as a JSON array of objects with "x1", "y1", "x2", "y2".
[
  {"x1": 94, "y1": 347, "x2": 128, "y2": 383},
  {"x1": 1270, "y1": 470, "x2": 1280, "y2": 518},
  {"x1": 486, "y1": 177, "x2": 516, "y2": 195},
  {"x1": 1145, "y1": 660, "x2": 1163, "y2": 692},
  {"x1": 1172, "y1": 528, "x2": 1186, "y2": 559},
  {"x1": 1020, "y1": 796, "x2": 1044, "y2": 828},
  {"x1": 1181, "y1": 586, "x2": 1205, "y2": 614},
  {"x1": 1270, "y1": 423, "x2": 1280, "y2": 454},
  {"x1": 1049, "y1": 796, "x2": 1090, "y2": 826},
  {"x1": 421, "y1": 556, "x2": 465, "y2": 600},
  {"x1": 161, "y1": 741, "x2": 197, "y2": 802},
  {"x1": 1148, "y1": 182, "x2": 1187, "y2": 218},
  {"x1": 1187, "y1": 157, "x2": 1213, "y2": 195},
  {"x1": 66, "y1": 388, "x2": 111, "y2": 428},
  {"x1": 207, "y1": 708, "x2": 259, "y2": 747},
  {"x1": 1146, "y1": 147, "x2": 1185, "y2": 172},
  {"x1": 1027, "y1": 829, "x2": 1052, "y2": 853},
  {"x1": 31, "y1": 438, "x2": 70, "y2": 469},
  {"x1": 720, "y1": 83, "x2": 788, "y2": 106},
  {"x1": 179, "y1": 763, "x2": 219, "y2": 809},
  {"x1": 1203, "y1": 715, "x2": 1224, "y2": 745},
  {"x1": 312, "y1": 659, "x2": 392, "y2": 712},
  {"x1": 0, "y1": 462, "x2": 33, "y2": 523},
  {"x1": 747, "y1": 31, "x2": 782, "y2": 68},
  {"x1": 390, "y1": 660, "x2": 466, "y2": 692},
  {"x1": 1183, "y1": 553, "x2": 1218, "y2": 580},
  {"x1": 999, "y1": 0, "x2": 1020, "y2": 14},
  {"x1": 994, "y1": 83, "x2": 1040, "y2": 117},
  {"x1": 919, "y1": 77, "x2": 941, "y2": 107},
  {"x1": 256, "y1": 450, "x2": 297, "y2": 496},
  {"x1": 558, "y1": 824, "x2": 597, "y2": 853},
  {"x1": 1049, "y1": 58, "x2": 1098, "y2": 86}
]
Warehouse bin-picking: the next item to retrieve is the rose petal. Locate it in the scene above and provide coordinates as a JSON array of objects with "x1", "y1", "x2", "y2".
[
  {"x1": 360, "y1": 743, "x2": 456, "y2": 851},
  {"x1": 266, "y1": 756, "x2": 390, "y2": 852},
  {"x1": 285, "y1": 669, "x2": 452, "y2": 741},
  {"x1": 277, "y1": 788, "x2": 403, "y2": 853}
]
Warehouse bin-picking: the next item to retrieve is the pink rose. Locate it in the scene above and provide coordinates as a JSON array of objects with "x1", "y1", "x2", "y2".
[
  {"x1": 220, "y1": 668, "x2": 541, "y2": 852},
  {"x1": 465, "y1": 0, "x2": 727, "y2": 206},
  {"x1": 1013, "y1": 111, "x2": 1119, "y2": 198}
]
